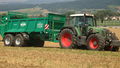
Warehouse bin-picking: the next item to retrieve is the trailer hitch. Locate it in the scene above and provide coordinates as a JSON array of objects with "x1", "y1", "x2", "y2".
[{"x1": 110, "y1": 40, "x2": 120, "y2": 47}]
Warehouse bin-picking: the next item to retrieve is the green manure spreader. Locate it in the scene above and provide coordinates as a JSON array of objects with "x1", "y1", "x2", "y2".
[{"x1": 0, "y1": 12, "x2": 66, "y2": 47}]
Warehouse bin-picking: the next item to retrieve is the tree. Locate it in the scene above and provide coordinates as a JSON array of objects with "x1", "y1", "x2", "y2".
[
  {"x1": 94, "y1": 10, "x2": 117, "y2": 23},
  {"x1": 64, "y1": 11, "x2": 76, "y2": 24},
  {"x1": 64, "y1": 11, "x2": 76, "y2": 17}
]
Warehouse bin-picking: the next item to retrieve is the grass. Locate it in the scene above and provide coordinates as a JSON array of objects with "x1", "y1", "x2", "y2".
[
  {"x1": 97, "y1": 20, "x2": 120, "y2": 26},
  {"x1": 0, "y1": 42, "x2": 120, "y2": 68}
]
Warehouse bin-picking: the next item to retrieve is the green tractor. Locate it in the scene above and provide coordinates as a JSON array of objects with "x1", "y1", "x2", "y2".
[{"x1": 59, "y1": 14, "x2": 120, "y2": 51}]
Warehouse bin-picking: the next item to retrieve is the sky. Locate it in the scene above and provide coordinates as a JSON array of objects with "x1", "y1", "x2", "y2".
[
  {"x1": 0, "y1": 0, "x2": 27, "y2": 3},
  {"x1": 0, "y1": 0, "x2": 74, "y2": 3}
]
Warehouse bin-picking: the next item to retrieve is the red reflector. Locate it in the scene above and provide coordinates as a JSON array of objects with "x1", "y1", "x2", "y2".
[{"x1": 45, "y1": 24, "x2": 49, "y2": 29}]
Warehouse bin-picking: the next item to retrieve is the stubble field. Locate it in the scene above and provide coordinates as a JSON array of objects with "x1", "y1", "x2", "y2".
[{"x1": 0, "y1": 28, "x2": 120, "y2": 68}]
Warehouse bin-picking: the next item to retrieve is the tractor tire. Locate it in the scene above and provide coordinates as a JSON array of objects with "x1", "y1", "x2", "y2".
[
  {"x1": 59, "y1": 29, "x2": 77, "y2": 49},
  {"x1": 4, "y1": 34, "x2": 14, "y2": 46},
  {"x1": 87, "y1": 34, "x2": 105, "y2": 50},
  {"x1": 104, "y1": 33, "x2": 119, "y2": 51},
  {"x1": 14, "y1": 34, "x2": 26, "y2": 47},
  {"x1": 28, "y1": 40, "x2": 45, "y2": 47}
]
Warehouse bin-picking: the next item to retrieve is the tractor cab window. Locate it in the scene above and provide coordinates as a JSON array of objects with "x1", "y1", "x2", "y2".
[
  {"x1": 85, "y1": 16, "x2": 94, "y2": 26},
  {"x1": 70, "y1": 16, "x2": 85, "y2": 26},
  {"x1": 70, "y1": 17, "x2": 76, "y2": 25},
  {"x1": 76, "y1": 16, "x2": 84, "y2": 25},
  {"x1": 70, "y1": 16, "x2": 84, "y2": 26},
  {"x1": 70, "y1": 16, "x2": 94, "y2": 26}
]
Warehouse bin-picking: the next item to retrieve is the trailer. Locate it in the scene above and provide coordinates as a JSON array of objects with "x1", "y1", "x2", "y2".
[{"x1": 0, "y1": 12, "x2": 66, "y2": 47}]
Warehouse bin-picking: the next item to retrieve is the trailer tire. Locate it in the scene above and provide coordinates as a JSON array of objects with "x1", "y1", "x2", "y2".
[
  {"x1": 4, "y1": 34, "x2": 14, "y2": 46},
  {"x1": 14, "y1": 34, "x2": 26, "y2": 47},
  {"x1": 87, "y1": 34, "x2": 105, "y2": 50},
  {"x1": 59, "y1": 29, "x2": 77, "y2": 49}
]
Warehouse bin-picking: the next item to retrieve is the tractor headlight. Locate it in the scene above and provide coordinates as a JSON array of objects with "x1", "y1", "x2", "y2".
[{"x1": 108, "y1": 33, "x2": 112, "y2": 36}]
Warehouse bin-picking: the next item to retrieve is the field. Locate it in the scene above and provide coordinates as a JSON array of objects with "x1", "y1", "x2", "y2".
[
  {"x1": 0, "y1": 28, "x2": 120, "y2": 68},
  {"x1": 97, "y1": 20, "x2": 120, "y2": 26}
]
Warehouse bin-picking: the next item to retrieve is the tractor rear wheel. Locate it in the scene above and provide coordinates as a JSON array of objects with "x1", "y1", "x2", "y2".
[
  {"x1": 59, "y1": 29, "x2": 77, "y2": 49},
  {"x1": 14, "y1": 34, "x2": 26, "y2": 47},
  {"x1": 87, "y1": 34, "x2": 105, "y2": 50},
  {"x1": 4, "y1": 34, "x2": 14, "y2": 46}
]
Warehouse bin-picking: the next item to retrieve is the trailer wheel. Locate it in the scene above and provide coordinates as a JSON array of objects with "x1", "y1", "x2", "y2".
[
  {"x1": 4, "y1": 34, "x2": 14, "y2": 46},
  {"x1": 59, "y1": 29, "x2": 77, "y2": 49},
  {"x1": 87, "y1": 34, "x2": 105, "y2": 50},
  {"x1": 14, "y1": 34, "x2": 26, "y2": 47}
]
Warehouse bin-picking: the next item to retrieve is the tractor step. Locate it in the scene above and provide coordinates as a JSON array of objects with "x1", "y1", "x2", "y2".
[
  {"x1": 77, "y1": 36, "x2": 87, "y2": 46},
  {"x1": 111, "y1": 40, "x2": 120, "y2": 47}
]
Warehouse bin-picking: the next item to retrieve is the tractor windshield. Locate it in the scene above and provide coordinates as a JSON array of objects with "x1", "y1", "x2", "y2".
[
  {"x1": 70, "y1": 16, "x2": 94, "y2": 26},
  {"x1": 85, "y1": 16, "x2": 94, "y2": 26}
]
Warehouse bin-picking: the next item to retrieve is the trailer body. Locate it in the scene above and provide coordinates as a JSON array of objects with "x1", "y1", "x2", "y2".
[{"x1": 0, "y1": 12, "x2": 66, "y2": 46}]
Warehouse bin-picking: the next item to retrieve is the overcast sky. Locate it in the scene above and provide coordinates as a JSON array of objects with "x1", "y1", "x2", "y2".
[
  {"x1": 0, "y1": 0, "x2": 74, "y2": 3},
  {"x1": 0, "y1": 0, "x2": 27, "y2": 3},
  {"x1": 0, "y1": 0, "x2": 75, "y2": 4}
]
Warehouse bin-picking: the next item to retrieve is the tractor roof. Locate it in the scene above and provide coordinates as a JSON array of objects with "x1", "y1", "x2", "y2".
[{"x1": 70, "y1": 14, "x2": 94, "y2": 17}]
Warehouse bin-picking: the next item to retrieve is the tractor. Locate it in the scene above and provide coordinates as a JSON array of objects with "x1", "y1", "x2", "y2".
[{"x1": 59, "y1": 14, "x2": 120, "y2": 51}]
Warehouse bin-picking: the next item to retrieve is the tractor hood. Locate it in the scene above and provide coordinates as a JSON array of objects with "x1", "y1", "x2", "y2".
[{"x1": 88, "y1": 27, "x2": 109, "y2": 37}]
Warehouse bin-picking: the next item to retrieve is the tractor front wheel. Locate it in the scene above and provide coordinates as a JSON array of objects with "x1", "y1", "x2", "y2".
[
  {"x1": 87, "y1": 34, "x2": 105, "y2": 50},
  {"x1": 59, "y1": 29, "x2": 77, "y2": 49}
]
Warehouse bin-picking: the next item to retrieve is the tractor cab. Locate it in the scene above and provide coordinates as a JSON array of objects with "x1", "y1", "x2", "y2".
[{"x1": 69, "y1": 14, "x2": 96, "y2": 27}]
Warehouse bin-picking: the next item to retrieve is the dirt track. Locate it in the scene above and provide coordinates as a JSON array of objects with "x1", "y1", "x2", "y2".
[{"x1": 0, "y1": 28, "x2": 119, "y2": 68}]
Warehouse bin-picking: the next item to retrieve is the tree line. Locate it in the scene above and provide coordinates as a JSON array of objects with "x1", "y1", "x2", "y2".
[
  {"x1": 64, "y1": 9, "x2": 120, "y2": 23},
  {"x1": 94, "y1": 10, "x2": 120, "y2": 23}
]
